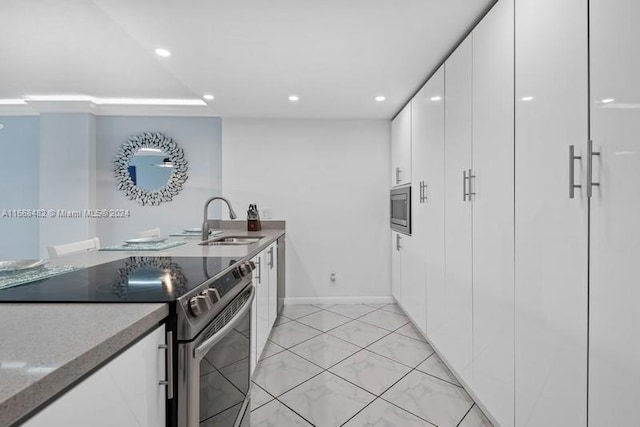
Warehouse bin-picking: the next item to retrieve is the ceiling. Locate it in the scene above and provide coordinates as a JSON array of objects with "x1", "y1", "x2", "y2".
[{"x1": 0, "y1": 0, "x2": 495, "y2": 119}]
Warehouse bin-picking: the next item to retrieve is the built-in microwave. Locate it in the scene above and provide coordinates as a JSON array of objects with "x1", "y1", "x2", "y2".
[{"x1": 390, "y1": 185, "x2": 411, "y2": 235}]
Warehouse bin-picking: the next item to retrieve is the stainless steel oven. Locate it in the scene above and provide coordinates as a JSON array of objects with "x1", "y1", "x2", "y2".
[
  {"x1": 176, "y1": 261, "x2": 256, "y2": 427},
  {"x1": 391, "y1": 185, "x2": 411, "y2": 235}
]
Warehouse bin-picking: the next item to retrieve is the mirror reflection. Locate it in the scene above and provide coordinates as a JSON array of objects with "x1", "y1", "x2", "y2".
[{"x1": 128, "y1": 148, "x2": 174, "y2": 191}]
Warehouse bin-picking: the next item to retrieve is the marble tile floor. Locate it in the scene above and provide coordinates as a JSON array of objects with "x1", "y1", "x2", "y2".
[{"x1": 248, "y1": 303, "x2": 493, "y2": 427}]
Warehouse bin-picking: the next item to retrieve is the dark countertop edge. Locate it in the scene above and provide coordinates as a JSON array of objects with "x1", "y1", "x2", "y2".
[{"x1": 3, "y1": 304, "x2": 169, "y2": 427}]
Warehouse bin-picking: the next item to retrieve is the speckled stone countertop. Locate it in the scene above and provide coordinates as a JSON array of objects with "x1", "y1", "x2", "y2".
[{"x1": 0, "y1": 303, "x2": 168, "y2": 426}]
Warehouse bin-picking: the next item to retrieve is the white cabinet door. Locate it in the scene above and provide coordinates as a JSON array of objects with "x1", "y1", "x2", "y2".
[
  {"x1": 438, "y1": 34, "x2": 473, "y2": 382},
  {"x1": 515, "y1": 0, "x2": 589, "y2": 425},
  {"x1": 267, "y1": 242, "x2": 278, "y2": 327},
  {"x1": 589, "y1": 1, "x2": 640, "y2": 424},
  {"x1": 253, "y1": 252, "x2": 269, "y2": 361},
  {"x1": 391, "y1": 103, "x2": 412, "y2": 186},
  {"x1": 471, "y1": 1, "x2": 515, "y2": 425},
  {"x1": 408, "y1": 72, "x2": 445, "y2": 335},
  {"x1": 391, "y1": 231, "x2": 402, "y2": 303},
  {"x1": 419, "y1": 66, "x2": 446, "y2": 344},
  {"x1": 25, "y1": 326, "x2": 166, "y2": 427}
]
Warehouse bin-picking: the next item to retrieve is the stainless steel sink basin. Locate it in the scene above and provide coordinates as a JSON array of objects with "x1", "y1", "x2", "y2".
[{"x1": 198, "y1": 236, "x2": 264, "y2": 246}]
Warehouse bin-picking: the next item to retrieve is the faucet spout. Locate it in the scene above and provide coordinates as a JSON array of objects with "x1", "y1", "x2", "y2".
[{"x1": 202, "y1": 196, "x2": 237, "y2": 240}]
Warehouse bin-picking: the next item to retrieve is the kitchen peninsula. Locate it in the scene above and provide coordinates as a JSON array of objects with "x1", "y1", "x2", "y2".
[{"x1": 0, "y1": 223, "x2": 285, "y2": 426}]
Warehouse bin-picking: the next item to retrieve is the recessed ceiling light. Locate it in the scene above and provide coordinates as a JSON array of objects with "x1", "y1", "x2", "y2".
[
  {"x1": 154, "y1": 48, "x2": 171, "y2": 57},
  {"x1": 288, "y1": 95, "x2": 299, "y2": 102},
  {"x1": 601, "y1": 98, "x2": 615, "y2": 104},
  {"x1": 203, "y1": 94, "x2": 215, "y2": 101},
  {"x1": 375, "y1": 95, "x2": 386, "y2": 102},
  {"x1": 0, "y1": 124, "x2": 4, "y2": 130},
  {"x1": 521, "y1": 96, "x2": 534, "y2": 101},
  {"x1": 430, "y1": 96, "x2": 442, "y2": 102}
]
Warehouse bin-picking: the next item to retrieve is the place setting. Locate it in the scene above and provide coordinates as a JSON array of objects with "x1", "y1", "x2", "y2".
[
  {"x1": 0, "y1": 260, "x2": 82, "y2": 291},
  {"x1": 169, "y1": 227, "x2": 224, "y2": 238},
  {"x1": 100, "y1": 235, "x2": 187, "y2": 252}
]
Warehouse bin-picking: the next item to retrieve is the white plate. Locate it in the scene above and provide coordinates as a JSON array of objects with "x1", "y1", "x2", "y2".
[
  {"x1": 183, "y1": 228, "x2": 202, "y2": 233},
  {"x1": 124, "y1": 237, "x2": 167, "y2": 244},
  {"x1": 0, "y1": 259, "x2": 47, "y2": 272}
]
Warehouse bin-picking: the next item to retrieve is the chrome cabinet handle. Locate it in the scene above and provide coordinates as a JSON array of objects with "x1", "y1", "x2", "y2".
[
  {"x1": 256, "y1": 258, "x2": 262, "y2": 284},
  {"x1": 420, "y1": 181, "x2": 428, "y2": 203},
  {"x1": 158, "y1": 331, "x2": 174, "y2": 399},
  {"x1": 569, "y1": 145, "x2": 582, "y2": 198},
  {"x1": 395, "y1": 167, "x2": 401, "y2": 184},
  {"x1": 587, "y1": 140, "x2": 600, "y2": 198},
  {"x1": 463, "y1": 170, "x2": 468, "y2": 201},
  {"x1": 396, "y1": 234, "x2": 402, "y2": 251},
  {"x1": 468, "y1": 169, "x2": 476, "y2": 200},
  {"x1": 268, "y1": 247, "x2": 274, "y2": 269}
]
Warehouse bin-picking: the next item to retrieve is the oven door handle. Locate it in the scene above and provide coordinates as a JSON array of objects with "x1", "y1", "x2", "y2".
[{"x1": 193, "y1": 284, "x2": 255, "y2": 360}]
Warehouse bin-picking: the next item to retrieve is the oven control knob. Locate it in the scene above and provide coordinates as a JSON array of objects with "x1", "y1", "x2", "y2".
[
  {"x1": 188, "y1": 295, "x2": 209, "y2": 317},
  {"x1": 232, "y1": 268, "x2": 241, "y2": 279},
  {"x1": 202, "y1": 288, "x2": 220, "y2": 304},
  {"x1": 239, "y1": 261, "x2": 255, "y2": 276}
]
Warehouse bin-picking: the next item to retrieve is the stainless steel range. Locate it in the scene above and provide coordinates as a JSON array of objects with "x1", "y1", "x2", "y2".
[{"x1": 175, "y1": 259, "x2": 255, "y2": 427}]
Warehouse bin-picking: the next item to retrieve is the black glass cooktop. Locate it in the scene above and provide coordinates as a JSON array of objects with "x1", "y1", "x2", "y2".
[{"x1": 0, "y1": 256, "x2": 241, "y2": 303}]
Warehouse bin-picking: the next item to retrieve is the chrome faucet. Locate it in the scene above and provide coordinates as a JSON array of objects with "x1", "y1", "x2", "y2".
[{"x1": 202, "y1": 196, "x2": 237, "y2": 240}]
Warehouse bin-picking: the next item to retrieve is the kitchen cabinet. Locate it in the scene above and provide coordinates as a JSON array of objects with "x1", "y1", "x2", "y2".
[
  {"x1": 470, "y1": 1, "x2": 514, "y2": 425},
  {"x1": 437, "y1": 33, "x2": 474, "y2": 383},
  {"x1": 391, "y1": 230, "x2": 403, "y2": 304},
  {"x1": 420, "y1": 66, "x2": 446, "y2": 348},
  {"x1": 589, "y1": 0, "x2": 640, "y2": 425},
  {"x1": 24, "y1": 325, "x2": 167, "y2": 427},
  {"x1": 391, "y1": 102, "x2": 412, "y2": 186},
  {"x1": 267, "y1": 242, "x2": 278, "y2": 327},
  {"x1": 514, "y1": 0, "x2": 589, "y2": 425},
  {"x1": 252, "y1": 250, "x2": 268, "y2": 365},
  {"x1": 251, "y1": 242, "x2": 279, "y2": 375},
  {"x1": 408, "y1": 67, "x2": 445, "y2": 335}
]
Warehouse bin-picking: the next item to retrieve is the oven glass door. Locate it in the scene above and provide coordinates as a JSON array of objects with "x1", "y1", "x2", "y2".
[
  {"x1": 391, "y1": 193, "x2": 408, "y2": 226},
  {"x1": 198, "y1": 310, "x2": 250, "y2": 426},
  {"x1": 179, "y1": 284, "x2": 254, "y2": 427}
]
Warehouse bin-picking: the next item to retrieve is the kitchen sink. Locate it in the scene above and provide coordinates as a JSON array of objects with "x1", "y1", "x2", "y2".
[{"x1": 198, "y1": 236, "x2": 264, "y2": 246}]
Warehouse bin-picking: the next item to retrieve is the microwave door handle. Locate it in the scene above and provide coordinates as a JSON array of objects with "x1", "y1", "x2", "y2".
[{"x1": 193, "y1": 285, "x2": 255, "y2": 360}]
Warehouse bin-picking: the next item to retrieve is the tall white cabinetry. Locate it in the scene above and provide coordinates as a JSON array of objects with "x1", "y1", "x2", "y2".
[
  {"x1": 25, "y1": 326, "x2": 167, "y2": 427},
  {"x1": 411, "y1": 67, "x2": 445, "y2": 336},
  {"x1": 515, "y1": 0, "x2": 589, "y2": 425},
  {"x1": 437, "y1": 34, "x2": 474, "y2": 383},
  {"x1": 420, "y1": 67, "x2": 446, "y2": 346},
  {"x1": 391, "y1": 103, "x2": 412, "y2": 186},
  {"x1": 589, "y1": 0, "x2": 640, "y2": 425},
  {"x1": 470, "y1": 1, "x2": 514, "y2": 425}
]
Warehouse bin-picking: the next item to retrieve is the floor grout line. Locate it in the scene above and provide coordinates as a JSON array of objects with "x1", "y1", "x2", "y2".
[{"x1": 257, "y1": 304, "x2": 479, "y2": 426}]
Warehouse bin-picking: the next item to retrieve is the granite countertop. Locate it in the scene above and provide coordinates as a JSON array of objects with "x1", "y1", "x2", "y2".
[
  {"x1": 0, "y1": 222, "x2": 285, "y2": 426},
  {"x1": 0, "y1": 303, "x2": 168, "y2": 427}
]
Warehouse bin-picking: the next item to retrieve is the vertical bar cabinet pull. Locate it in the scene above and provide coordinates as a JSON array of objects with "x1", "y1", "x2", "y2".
[
  {"x1": 463, "y1": 170, "x2": 468, "y2": 201},
  {"x1": 569, "y1": 145, "x2": 582, "y2": 199},
  {"x1": 587, "y1": 140, "x2": 600, "y2": 198}
]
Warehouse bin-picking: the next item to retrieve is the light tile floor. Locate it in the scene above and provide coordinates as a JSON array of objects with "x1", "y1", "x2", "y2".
[{"x1": 249, "y1": 303, "x2": 493, "y2": 427}]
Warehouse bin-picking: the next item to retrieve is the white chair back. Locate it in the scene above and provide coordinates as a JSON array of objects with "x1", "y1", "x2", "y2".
[
  {"x1": 47, "y1": 237, "x2": 100, "y2": 258},
  {"x1": 137, "y1": 228, "x2": 161, "y2": 238}
]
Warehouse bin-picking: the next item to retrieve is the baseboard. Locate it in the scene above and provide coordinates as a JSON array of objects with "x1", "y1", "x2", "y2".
[{"x1": 283, "y1": 296, "x2": 395, "y2": 305}]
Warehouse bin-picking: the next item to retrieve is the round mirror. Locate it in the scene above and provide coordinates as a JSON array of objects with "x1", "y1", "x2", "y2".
[
  {"x1": 114, "y1": 132, "x2": 188, "y2": 205},
  {"x1": 128, "y1": 148, "x2": 174, "y2": 191}
]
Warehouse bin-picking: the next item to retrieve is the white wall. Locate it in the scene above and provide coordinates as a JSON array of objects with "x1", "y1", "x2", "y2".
[
  {"x1": 96, "y1": 116, "x2": 222, "y2": 246},
  {"x1": 39, "y1": 113, "x2": 97, "y2": 257},
  {"x1": 222, "y1": 118, "x2": 391, "y2": 303},
  {"x1": 0, "y1": 116, "x2": 40, "y2": 259}
]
